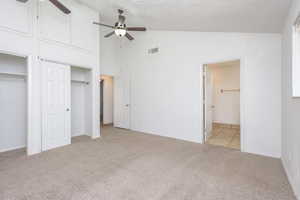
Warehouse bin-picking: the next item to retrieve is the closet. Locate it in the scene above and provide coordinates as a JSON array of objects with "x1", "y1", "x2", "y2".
[
  {"x1": 41, "y1": 60, "x2": 93, "y2": 151},
  {"x1": 0, "y1": 53, "x2": 28, "y2": 153},
  {"x1": 71, "y1": 66, "x2": 92, "y2": 138}
]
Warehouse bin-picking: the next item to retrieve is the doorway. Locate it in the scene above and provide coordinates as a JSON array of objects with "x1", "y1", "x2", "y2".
[
  {"x1": 203, "y1": 60, "x2": 241, "y2": 150},
  {"x1": 100, "y1": 75, "x2": 114, "y2": 127}
]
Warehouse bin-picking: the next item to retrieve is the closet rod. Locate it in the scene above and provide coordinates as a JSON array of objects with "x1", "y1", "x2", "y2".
[
  {"x1": 71, "y1": 80, "x2": 89, "y2": 85},
  {"x1": 220, "y1": 89, "x2": 240, "y2": 93},
  {"x1": 39, "y1": 58, "x2": 71, "y2": 67}
]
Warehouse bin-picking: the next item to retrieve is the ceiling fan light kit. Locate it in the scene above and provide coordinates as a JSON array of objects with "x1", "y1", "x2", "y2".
[
  {"x1": 93, "y1": 9, "x2": 147, "y2": 41},
  {"x1": 115, "y1": 28, "x2": 127, "y2": 37}
]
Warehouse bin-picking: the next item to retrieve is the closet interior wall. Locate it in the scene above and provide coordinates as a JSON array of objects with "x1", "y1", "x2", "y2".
[
  {"x1": 71, "y1": 66, "x2": 92, "y2": 138},
  {"x1": 0, "y1": 53, "x2": 27, "y2": 152}
]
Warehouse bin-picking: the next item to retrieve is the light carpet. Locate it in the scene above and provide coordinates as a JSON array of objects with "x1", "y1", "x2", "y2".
[{"x1": 0, "y1": 126, "x2": 296, "y2": 200}]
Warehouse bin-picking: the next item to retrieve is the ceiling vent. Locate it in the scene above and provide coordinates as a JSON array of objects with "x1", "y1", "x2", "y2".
[{"x1": 148, "y1": 47, "x2": 159, "y2": 54}]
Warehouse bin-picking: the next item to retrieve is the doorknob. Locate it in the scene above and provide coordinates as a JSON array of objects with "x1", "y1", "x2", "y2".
[
  {"x1": 66, "y1": 108, "x2": 70, "y2": 111},
  {"x1": 125, "y1": 104, "x2": 130, "y2": 107}
]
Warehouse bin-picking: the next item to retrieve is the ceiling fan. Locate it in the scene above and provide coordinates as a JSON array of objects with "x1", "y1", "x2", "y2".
[
  {"x1": 16, "y1": 0, "x2": 71, "y2": 15},
  {"x1": 93, "y1": 9, "x2": 146, "y2": 41}
]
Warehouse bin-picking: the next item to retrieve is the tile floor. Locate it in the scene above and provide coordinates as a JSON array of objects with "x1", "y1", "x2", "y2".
[{"x1": 206, "y1": 124, "x2": 240, "y2": 150}]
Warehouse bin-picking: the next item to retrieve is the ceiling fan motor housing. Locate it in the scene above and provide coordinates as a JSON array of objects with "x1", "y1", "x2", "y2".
[
  {"x1": 114, "y1": 22, "x2": 127, "y2": 37},
  {"x1": 115, "y1": 22, "x2": 126, "y2": 29}
]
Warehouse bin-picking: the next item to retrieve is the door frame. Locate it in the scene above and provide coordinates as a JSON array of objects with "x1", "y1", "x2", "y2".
[
  {"x1": 0, "y1": 50, "x2": 32, "y2": 155},
  {"x1": 100, "y1": 75, "x2": 114, "y2": 126},
  {"x1": 202, "y1": 64, "x2": 214, "y2": 142},
  {"x1": 202, "y1": 57, "x2": 245, "y2": 152},
  {"x1": 39, "y1": 58, "x2": 97, "y2": 148}
]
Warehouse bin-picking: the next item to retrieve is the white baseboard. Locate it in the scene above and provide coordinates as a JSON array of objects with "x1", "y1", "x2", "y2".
[
  {"x1": 282, "y1": 158, "x2": 300, "y2": 200},
  {"x1": 71, "y1": 133, "x2": 89, "y2": 137},
  {"x1": 0, "y1": 145, "x2": 26, "y2": 153},
  {"x1": 130, "y1": 127, "x2": 202, "y2": 144}
]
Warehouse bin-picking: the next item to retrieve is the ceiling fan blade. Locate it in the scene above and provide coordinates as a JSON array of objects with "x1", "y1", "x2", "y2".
[
  {"x1": 104, "y1": 31, "x2": 115, "y2": 38},
  {"x1": 125, "y1": 33, "x2": 134, "y2": 41},
  {"x1": 93, "y1": 22, "x2": 115, "y2": 29},
  {"x1": 127, "y1": 27, "x2": 146, "y2": 31},
  {"x1": 49, "y1": 0, "x2": 71, "y2": 14}
]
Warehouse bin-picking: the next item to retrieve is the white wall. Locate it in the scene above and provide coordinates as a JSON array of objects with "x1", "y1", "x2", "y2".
[
  {"x1": 71, "y1": 83, "x2": 86, "y2": 136},
  {"x1": 108, "y1": 31, "x2": 282, "y2": 158},
  {"x1": 0, "y1": 0, "x2": 100, "y2": 155},
  {"x1": 208, "y1": 63, "x2": 240, "y2": 125},
  {"x1": 281, "y1": 0, "x2": 300, "y2": 198},
  {"x1": 100, "y1": 28, "x2": 119, "y2": 76},
  {"x1": 0, "y1": 54, "x2": 27, "y2": 152},
  {"x1": 101, "y1": 75, "x2": 114, "y2": 124}
]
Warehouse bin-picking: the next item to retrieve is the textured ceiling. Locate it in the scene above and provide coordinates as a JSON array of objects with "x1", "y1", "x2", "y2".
[{"x1": 78, "y1": 0, "x2": 291, "y2": 33}]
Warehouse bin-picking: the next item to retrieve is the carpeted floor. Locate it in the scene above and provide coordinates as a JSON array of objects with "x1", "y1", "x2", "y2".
[{"x1": 0, "y1": 126, "x2": 296, "y2": 200}]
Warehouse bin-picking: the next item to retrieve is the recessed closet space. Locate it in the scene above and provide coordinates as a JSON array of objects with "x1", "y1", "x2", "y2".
[
  {"x1": 0, "y1": 53, "x2": 28, "y2": 153},
  {"x1": 71, "y1": 66, "x2": 93, "y2": 138}
]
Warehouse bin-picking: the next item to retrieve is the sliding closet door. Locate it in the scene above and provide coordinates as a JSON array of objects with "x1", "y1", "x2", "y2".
[{"x1": 41, "y1": 61, "x2": 71, "y2": 151}]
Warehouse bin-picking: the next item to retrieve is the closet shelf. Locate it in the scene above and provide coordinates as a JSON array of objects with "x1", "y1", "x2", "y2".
[
  {"x1": 0, "y1": 72, "x2": 27, "y2": 80},
  {"x1": 71, "y1": 80, "x2": 89, "y2": 85}
]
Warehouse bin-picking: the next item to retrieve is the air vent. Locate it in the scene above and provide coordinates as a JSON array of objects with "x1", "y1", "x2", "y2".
[{"x1": 148, "y1": 47, "x2": 159, "y2": 54}]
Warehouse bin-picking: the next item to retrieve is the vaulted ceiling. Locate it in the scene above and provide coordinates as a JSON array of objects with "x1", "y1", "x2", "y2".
[{"x1": 78, "y1": 0, "x2": 291, "y2": 33}]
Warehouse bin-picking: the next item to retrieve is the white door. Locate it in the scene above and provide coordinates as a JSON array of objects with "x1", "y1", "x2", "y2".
[
  {"x1": 42, "y1": 61, "x2": 71, "y2": 151},
  {"x1": 204, "y1": 65, "x2": 214, "y2": 141},
  {"x1": 114, "y1": 72, "x2": 130, "y2": 129}
]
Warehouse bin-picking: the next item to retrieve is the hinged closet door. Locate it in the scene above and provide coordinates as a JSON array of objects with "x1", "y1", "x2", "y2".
[{"x1": 42, "y1": 61, "x2": 71, "y2": 151}]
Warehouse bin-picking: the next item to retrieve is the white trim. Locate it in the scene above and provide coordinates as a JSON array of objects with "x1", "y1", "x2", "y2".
[
  {"x1": 71, "y1": 133, "x2": 90, "y2": 137},
  {"x1": 37, "y1": 0, "x2": 94, "y2": 54},
  {"x1": 0, "y1": 50, "x2": 28, "y2": 58},
  {"x1": 37, "y1": 0, "x2": 71, "y2": 46},
  {"x1": 202, "y1": 57, "x2": 245, "y2": 152},
  {"x1": 39, "y1": 57, "x2": 93, "y2": 70},
  {"x1": 27, "y1": 55, "x2": 33, "y2": 155},
  {"x1": 0, "y1": 145, "x2": 26, "y2": 153},
  {"x1": 38, "y1": 38, "x2": 94, "y2": 55},
  {"x1": 292, "y1": 19, "x2": 300, "y2": 98},
  {"x1": 40, "y1": 59, "x2": 46, "y2": 151},
  {"x1": 0, "y1": 0, "x2": 33, "y2": 37},
  {"x1": 282, "y1": 158, "x2": 300, "y2": 200}
]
